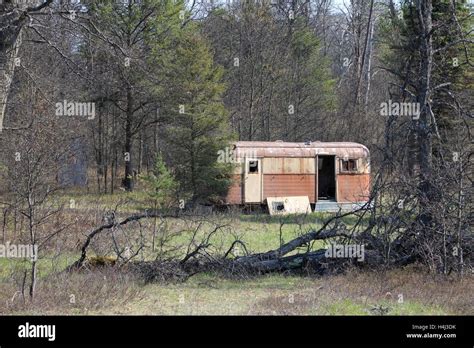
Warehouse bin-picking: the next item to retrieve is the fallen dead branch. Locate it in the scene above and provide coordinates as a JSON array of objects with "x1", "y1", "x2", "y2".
[{"x1": 65, "y1": 211, "x2": 181, "y2": 271}]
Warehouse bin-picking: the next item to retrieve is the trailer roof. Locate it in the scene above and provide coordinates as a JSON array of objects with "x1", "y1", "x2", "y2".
[{"x1": 234, "y1": 141, "x2": 370, "y2": 158}]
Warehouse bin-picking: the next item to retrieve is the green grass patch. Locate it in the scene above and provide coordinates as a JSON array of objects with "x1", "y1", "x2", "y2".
[{"x1": 0, "y1": 253, "x2": 77, "y2": 280}]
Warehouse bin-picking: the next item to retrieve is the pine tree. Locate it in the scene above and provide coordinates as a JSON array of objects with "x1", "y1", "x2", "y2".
[
  {"x1": 154, "y1": 27, "x2": 234, "y2": 204},
  {"x1": 141, "y1": 153, "x2": 178, "y2": 208}
]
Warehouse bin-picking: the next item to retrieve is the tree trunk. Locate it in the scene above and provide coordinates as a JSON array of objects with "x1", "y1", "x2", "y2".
[
  {"x1": 0, "y1": 20, "x2": 22, "y2": 131},
  {"x1": 364, "y1": 11, "x2": 375, "y2": 112},
  {"x1": 123, "y1": 86, "x2": 134, "y2": 191},
  {"x1": 0, "y1": 0, "x2": 54, "y2": 130},
  {"x1": 416, "y1": 0, "x2": 434, "y2": 224}
]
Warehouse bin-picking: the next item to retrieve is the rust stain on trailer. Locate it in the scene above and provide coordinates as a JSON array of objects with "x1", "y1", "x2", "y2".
[{"x1": 264, "y1": 174, "x2": 315, "y2": 202}]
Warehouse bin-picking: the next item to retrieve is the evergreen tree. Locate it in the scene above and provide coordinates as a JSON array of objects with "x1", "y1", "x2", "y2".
[
  {"x1": 141, "y1": 153, "x2": 178, "y2": 208},
  {"x1": 154, "y1": 27, "x2": 234, "y2": 204}
]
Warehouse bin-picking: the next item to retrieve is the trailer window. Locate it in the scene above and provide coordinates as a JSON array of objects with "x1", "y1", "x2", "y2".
[
  {"x1": 248, "y1": 160, "x2": 259, "y2": 173},
  {"x1": 341, "y1": 159, "x2": 358, "y2": 172}
]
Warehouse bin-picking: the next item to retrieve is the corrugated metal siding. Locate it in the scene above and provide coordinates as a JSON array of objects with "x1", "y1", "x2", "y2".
[
  {"x1": 226, "y1": 174, "x2": 242, "y2": 204},
  {"x1": 263, "y1": 174, "x2": 316, "y2": 202},
  {"x1": 263, "y1": 157, "x2": 315, "y2": 174},
  {"x1": 337, "y1": 174, "x2": 370, "y2": 202},
  {"x1": 226, "y1": 173, "x2": 370, "y2": 204}
]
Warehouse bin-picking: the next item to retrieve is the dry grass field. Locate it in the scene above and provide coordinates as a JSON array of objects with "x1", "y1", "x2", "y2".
[{"x1": 0, "y1": 193, "x2": 471, "y2": 316}]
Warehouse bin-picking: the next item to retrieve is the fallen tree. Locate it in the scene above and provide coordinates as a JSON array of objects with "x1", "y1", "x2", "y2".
[
  {"x1": 65, "y1": 210, "x2": 181, "y2": 272},
  {"x1": 64, "y1": 204, "x2": 473, "y2": 282}
]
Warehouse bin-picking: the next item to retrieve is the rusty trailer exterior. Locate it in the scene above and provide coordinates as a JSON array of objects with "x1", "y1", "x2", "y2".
[{"x1": 225, "y1": 141, "x2": 370, "y2": 210}]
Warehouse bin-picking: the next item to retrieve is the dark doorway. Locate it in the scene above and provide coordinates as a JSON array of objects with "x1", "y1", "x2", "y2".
[{"x1": 317, "y1": 155, "x2": 336, "y2": 200}]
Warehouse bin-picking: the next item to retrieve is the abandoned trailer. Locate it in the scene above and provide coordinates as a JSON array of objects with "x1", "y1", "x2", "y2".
[{"x1": 225, "y1": 141, "x2": 371, "y2": 213}]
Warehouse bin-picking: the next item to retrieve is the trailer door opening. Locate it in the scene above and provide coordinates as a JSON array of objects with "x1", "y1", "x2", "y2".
[{"x1": 317, "y1": 155, "x2": 336, "y2": 200}]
